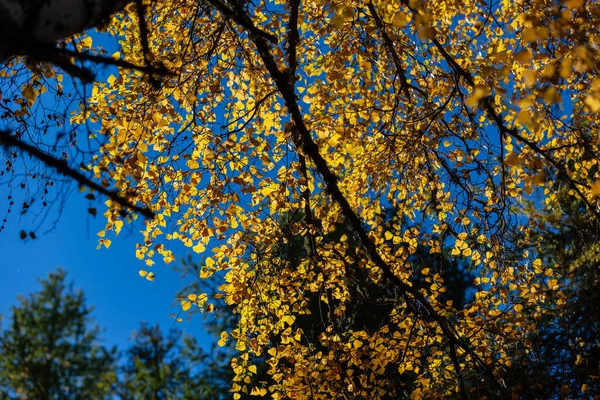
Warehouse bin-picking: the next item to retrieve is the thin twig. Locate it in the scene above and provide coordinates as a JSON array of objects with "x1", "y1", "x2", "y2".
[{"x1": 367, "y1": 2, "x2": 427, "y2": 101}]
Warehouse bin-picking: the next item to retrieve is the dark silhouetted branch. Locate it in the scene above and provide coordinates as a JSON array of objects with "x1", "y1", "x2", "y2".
[{"x1": 0, "y1": 131, "x2": 155, "y2": 219}]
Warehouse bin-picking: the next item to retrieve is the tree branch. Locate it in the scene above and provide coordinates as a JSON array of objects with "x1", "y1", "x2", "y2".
[
  {"x1": 366, "y1": 2, "x2": 427, "y2": 101},
  {"x1": 0, "y1": 131, "x2": 155, "y2": 219},
  {"x1": 205, "y1": 0, "x2": 278, "y2": 44},
  {"x1": 424, "y1": 27, "x2": 600, "y2": 222},
  {"x1": 241, "y1": 11, "x2": 505, "y2": 396}
]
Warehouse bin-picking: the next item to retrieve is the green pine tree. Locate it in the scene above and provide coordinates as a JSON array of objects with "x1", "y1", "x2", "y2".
[
  {"x1": 116, "y1": 322, "x2": 231, "y2": 399},
  {"x1": 0, "y1": 269, "x2": 117, "y2": 400}
]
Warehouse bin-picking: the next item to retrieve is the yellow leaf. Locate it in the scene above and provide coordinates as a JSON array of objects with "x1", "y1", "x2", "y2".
[
  {"x1": 187, "y1": 159, "x2": 200, "y2": 169},
  {"x1": 591, "y1": 180, "x2": 600, "y2": 196},
  {"x1": 523, "y1": 69, "x2": 536, "y2": 86},
  {"x1": 517, "y1": 109, "x2": 532, "y2": 125},
  {"x1": 146, "y1": 272, "x2": 155, "y2": 282},
  {"x1": 218, "y1": 331, "x2": 228, "y2": 346},
  {"x1": 250, "y1": 387, "x2": 261, "y2": 396},
  {"x1": 115, "y1": 220, "x2": 124, "y2": 235},
  {"x1": 236, "y1": 340, "x2": 246, "y2": 351},
  {"x1": 584, "y1": 96, "x2": 600, "y2": 112},
  {"x1": 188, "y1": 294, "x2": 197, "y2": 301},
  {"x1": 532, "y1": 258, "x2": 543, "y2": 274},
  {"x1": 465, "y1": 86, "x2": 487, "y2": 108},
  {"x1": 543, "y1": 87, "x2": 561, "y2": 104},
  {"x1": 248, "y1": 365, "x2": 257, "y2": 374},
  {"x1": 81, "y1": 37, "x2": 93, "y2": 47},
  {"x1": 392, "y1": 12, "x2": 410, "y2": 27},
  {"x1": 521, "y1": 28, "x2": 537, "y2": 43},
  {"x1": 533, "y1": 171, "x2": 546, "y2": 185},
  {"x1": 575, "y1": 354, "x2": 584, "y2": 365},
  {"x1": 353, "y1": 340, "x2": 363, "y2": 349},
  {"x1": 139, "y1": 270, "x2": 148, "y2": 277},
  {"x1": 542, "y1": 63, "x2": 555, "y2": 78},
  {"x1": 548, "y1": 279, "x2": 559, "y2": 290},
  {"x1": 514, "y1": 304, "x2": 523, "y2": 313},
  {"x1": 505, "y1": 152, "x2": 522, "y2": 166},
  {"x1": 418, "y1": 26, "x2": 436, "y2": 40},
  {"x1": 327, "y1": 134, "x2": 340, "y2": 148},
  {"x1": 566, "y1": 0, "x2": 585, "y2": 9},
  {"x1": 181, "y1": 299, "x2": 192, "y2": 311},
  {"x1": 22, "y1": 85, "x2": 37, "y2": 103},
  {"x1": 193, "y1": 242, "x2": 206, "y2": 253},
  {"x1": 582, "y1": 384, "x2": 589, "y2": 392},
  {"x1": 559, "y1": 59, "x2": 572, "y2": 79},
  {"x1": 514, "y1": 49, "x2": 532, "y2": 63},
  {"x1": 330, "y1": 15, "x2": 344, "y2": 28}
]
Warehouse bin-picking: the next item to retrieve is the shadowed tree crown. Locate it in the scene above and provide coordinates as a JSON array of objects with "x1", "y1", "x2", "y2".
[{"x1": 0, "y1": 269, "x2": 116, "y2": 400}]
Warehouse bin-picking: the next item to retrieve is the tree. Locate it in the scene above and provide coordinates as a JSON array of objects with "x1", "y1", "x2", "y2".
[
  {"x1": 116, "y1": 322, "x2": 231, "y2": 399},
  {"x1": 511, "y1": 184, "x2": 600, "y2": 398},
  {"x1": 175, "y1": 208, "x2": 478, "y2": 398},
  {"x1": 0, "y1": 0, "x2": 161, "y2": 226},
  {"x1": 0, "y1": 269, "x2": 236, "y2": 399},
  {"x1": 0, "y1": 269, "x2": 116, "y2": 399},
  {"x1": 3, "y1": 0, "x2": 600, "y2": 398}
]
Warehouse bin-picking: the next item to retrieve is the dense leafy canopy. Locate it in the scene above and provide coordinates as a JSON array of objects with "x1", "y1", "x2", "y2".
[{"x1": 2, "y1": 0, "x2": 600, "y2": 398}]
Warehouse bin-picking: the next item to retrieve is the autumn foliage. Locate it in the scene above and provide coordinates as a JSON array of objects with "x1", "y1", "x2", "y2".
[{"x1": 3, "y1": 0, "x2": 600, "y2": 398}]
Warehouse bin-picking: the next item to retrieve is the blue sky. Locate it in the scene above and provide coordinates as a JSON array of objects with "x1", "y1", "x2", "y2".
[{"x1": 0, "y1": 189, "x2": 214, "y2": 352}]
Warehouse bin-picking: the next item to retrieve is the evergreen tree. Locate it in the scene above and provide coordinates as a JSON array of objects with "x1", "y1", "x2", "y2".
[
  {"x1": 0, "y1": 269, "x2": 116, "y2": 400},
  {"x1": 116, "y1": 323, "x2": 230, "y2": 400}
]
